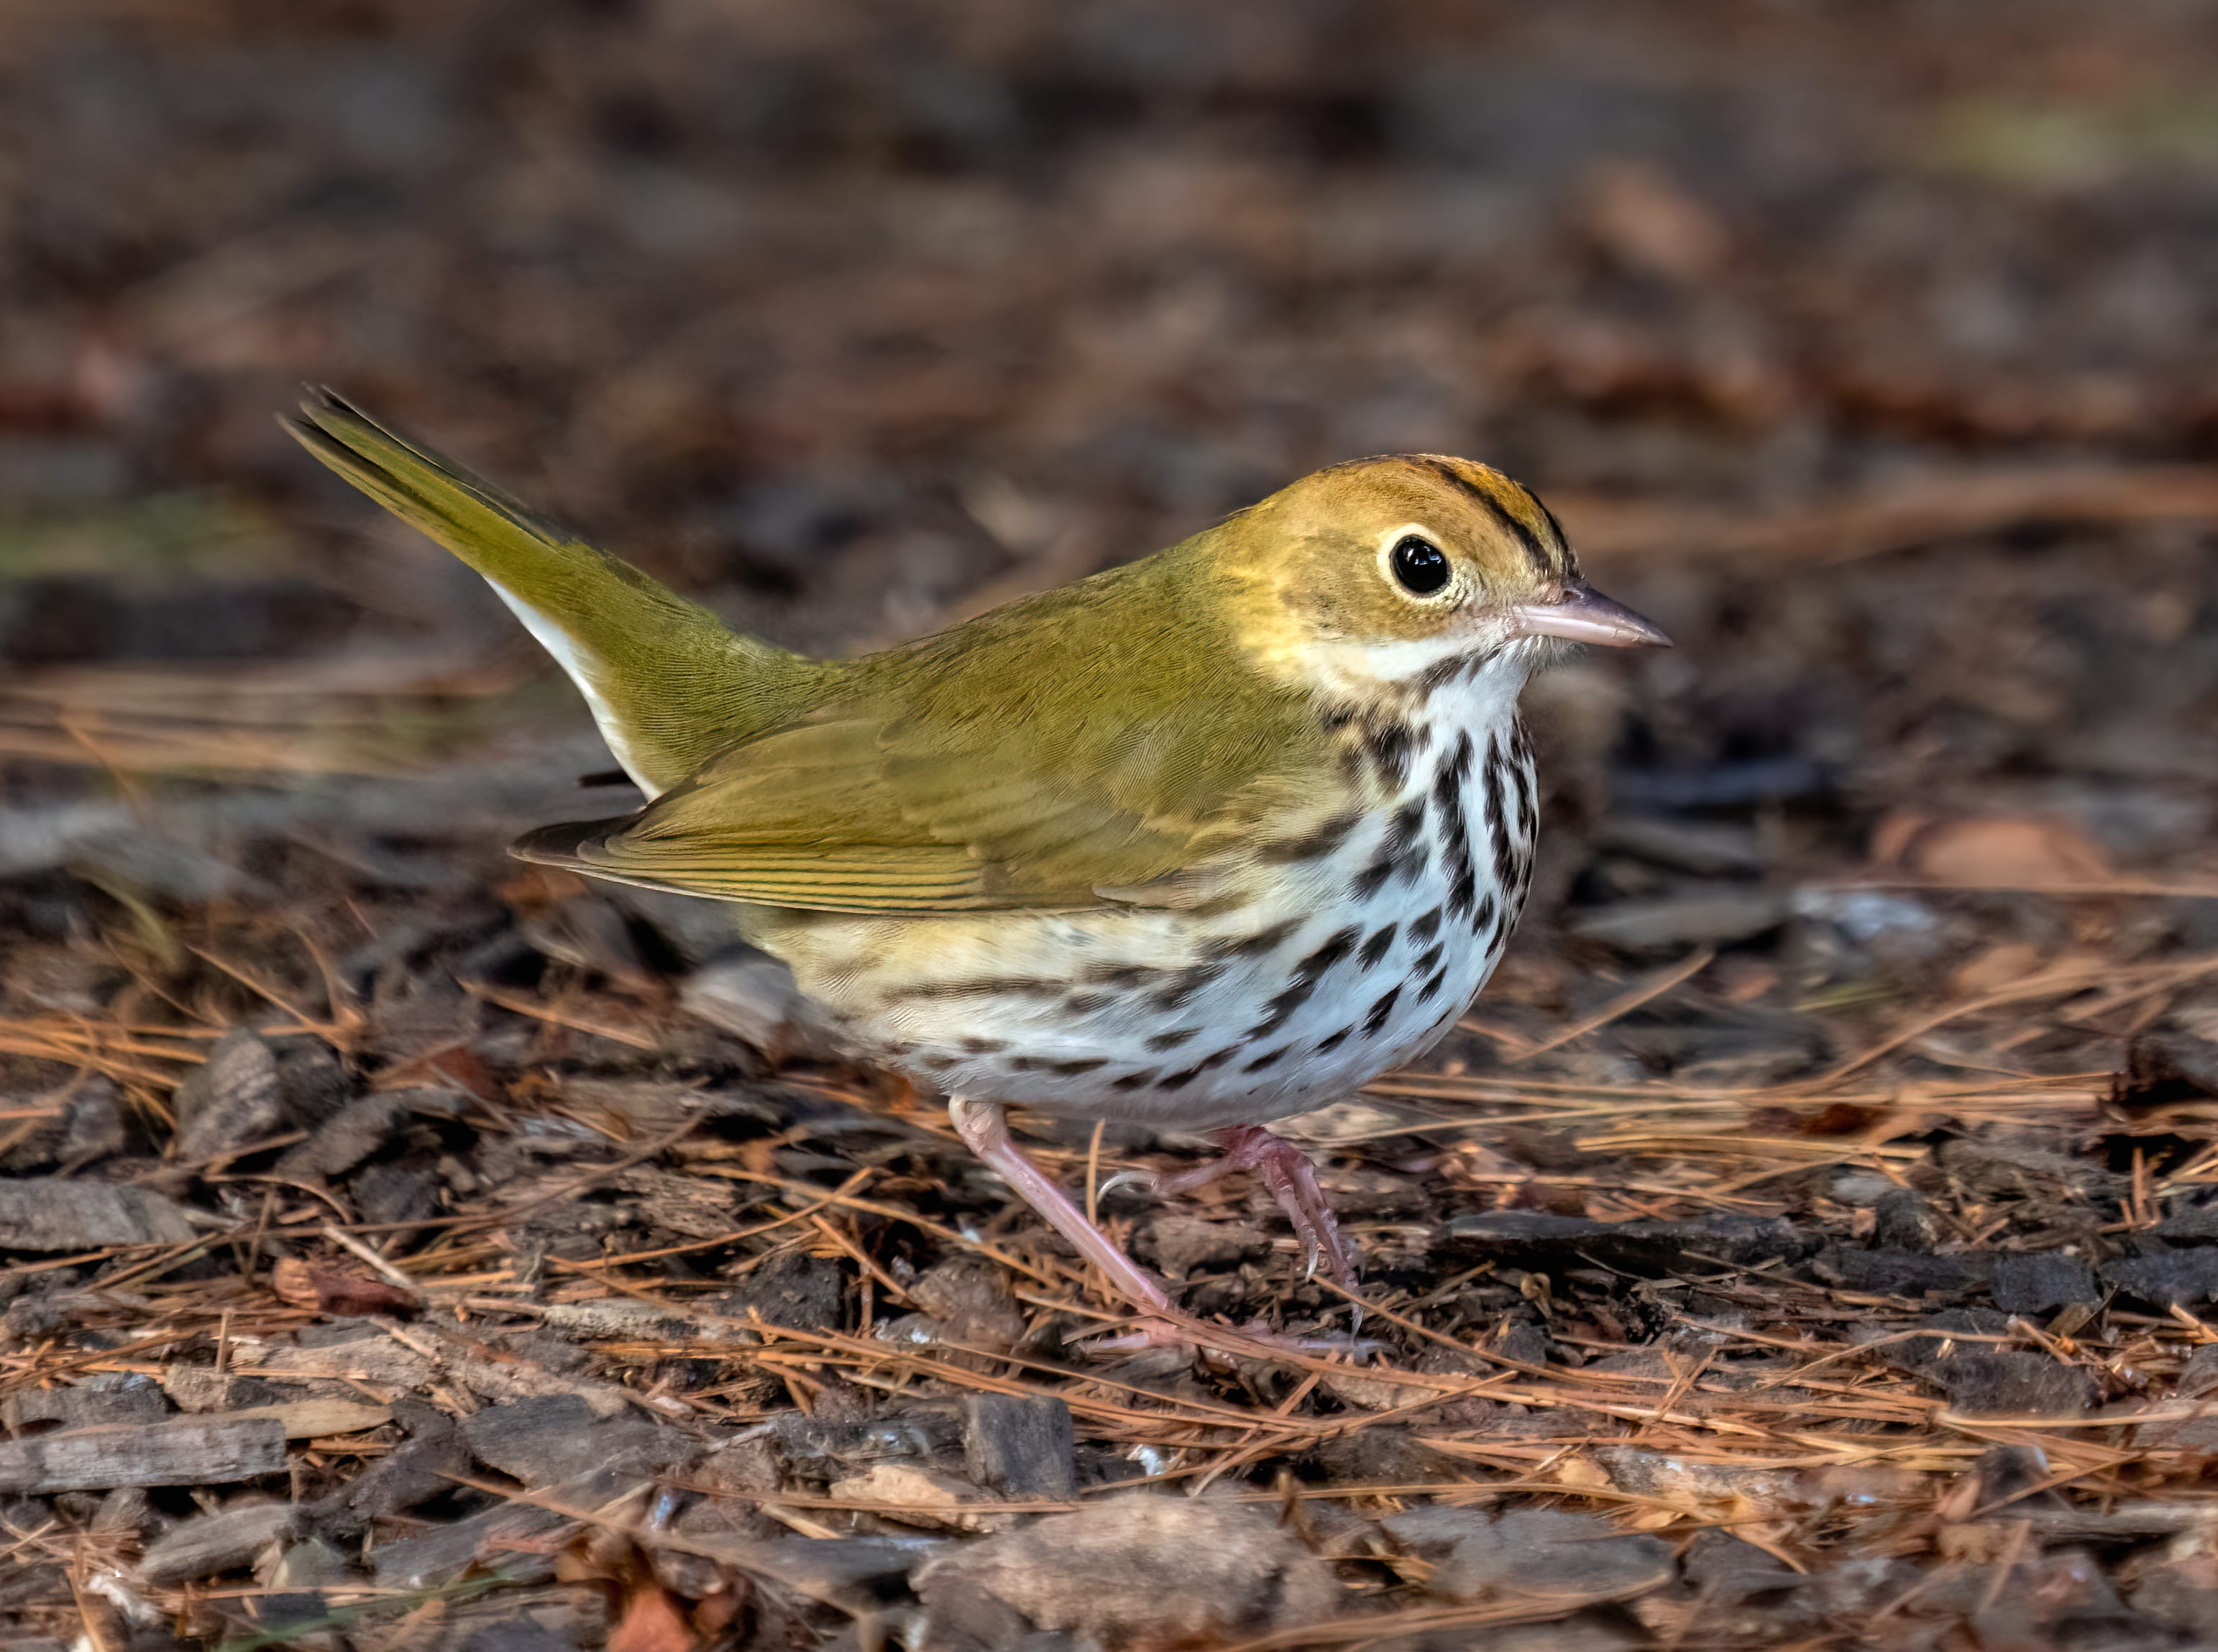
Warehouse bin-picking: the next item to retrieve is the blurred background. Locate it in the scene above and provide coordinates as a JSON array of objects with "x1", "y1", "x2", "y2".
[{"x1": 5, "y1": 0, "x2": 2218, "y2": 1080}]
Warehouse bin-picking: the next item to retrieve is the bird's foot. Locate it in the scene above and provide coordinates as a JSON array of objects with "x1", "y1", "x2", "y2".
[
  {"x1": 1108, "y1": 1124, "x2": 1362, "y2": 1295},
  {"x1": 945, "y1": 1098, "x2": 1379, "y2": 1364}
]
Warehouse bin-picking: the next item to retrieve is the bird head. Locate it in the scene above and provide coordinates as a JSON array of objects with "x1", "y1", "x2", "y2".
[{"x1": 1216, "y1": 454, "x2": 1669, "y2": 697}]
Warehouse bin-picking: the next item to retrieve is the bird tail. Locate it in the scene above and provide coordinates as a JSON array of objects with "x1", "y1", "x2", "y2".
[{"x1": 284, "y1": 388, "x2": 825, "y2": 797}]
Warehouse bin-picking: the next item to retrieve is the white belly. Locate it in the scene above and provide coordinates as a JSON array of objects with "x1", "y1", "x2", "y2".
[{"x1": 752, "y1": 712, "x2": 1539, "y2": 1132}]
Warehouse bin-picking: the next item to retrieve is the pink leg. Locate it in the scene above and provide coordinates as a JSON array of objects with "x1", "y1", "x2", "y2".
[
  {"x1": 948, "y1": 1098, "x2": 1175, "y2": 1315},
  {"x1": 949, "y1": 1101, "x2": 1377, "y2": 1360},
  {"x1": 1152, "y1": 1125, "x2": 1362, "y2": 1291}
]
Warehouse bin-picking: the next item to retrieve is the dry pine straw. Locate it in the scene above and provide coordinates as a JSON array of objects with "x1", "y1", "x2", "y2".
[{"x1": 8, "y1": 942, "x2": 2218, "y2": 1589}]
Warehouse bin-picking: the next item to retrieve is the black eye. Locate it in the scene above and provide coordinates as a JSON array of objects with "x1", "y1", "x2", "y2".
[{"x1": 1389, "y1": 536, "x2": 1451, "y2": 596}]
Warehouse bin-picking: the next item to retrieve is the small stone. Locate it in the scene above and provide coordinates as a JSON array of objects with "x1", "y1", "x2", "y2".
[{"x1": 907, "y1": 1257, "x2": 1027, "y2": 1350}]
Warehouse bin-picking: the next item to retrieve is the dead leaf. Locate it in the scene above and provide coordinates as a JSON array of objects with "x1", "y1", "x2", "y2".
[
  {"x1": 609, "y1": 1579, "x2": 696, "y2": 1652},
  {"x1": 268, "y1": 1257, "x2": 417, "y2": 1318},
  {"x1": 1871, "y1": 812, "x2": 2112, "y2": 889}
]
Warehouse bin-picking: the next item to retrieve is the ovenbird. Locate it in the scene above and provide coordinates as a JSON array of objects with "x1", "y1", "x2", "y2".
[{"x1": 288, "y1": 390, "x2": 1666, "y2": 1346}]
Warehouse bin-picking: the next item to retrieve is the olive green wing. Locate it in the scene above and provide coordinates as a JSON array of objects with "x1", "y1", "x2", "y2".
[
  {"x1": 511, "y1": 529, "x2": 1345, "y2": 914},
  {"x1": 511, "y1": 554, "x2": 1340, "y2": 915},
  {"x1": 513, "y1": 699, "x2": 1334, "y2": 913}
]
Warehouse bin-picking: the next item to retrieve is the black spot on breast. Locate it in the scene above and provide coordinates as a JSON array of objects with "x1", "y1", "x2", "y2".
[
  {"x1": 1146, "y1": 1027, "x2": 1198, "y2": 1052},
  {"x1": 1260, "y1": 809, "x2": 1362, "y2": 863},
  {"x1": 1472, "y1": 889, "x2": 1498, "y2": 935},
  {"x1": 1112, "y1": 1070, "x2": 1159, "y2": 1091},
  {"x1": 960, "y1": 1037, "x2": 1009, "y2": 1054},
  {"x1": 1416, "y1": 965, "x2": 1449, "y2": 1003},
  {"x1": 1063, "y1": 992, "x2": 1113, "y2": 1014},
  {"x1": 1242, "y1": 1044, "x2": 1290, "y2": 1073},
  {"x1": 1159, "y1": 1063, "x2": 1204, "y2": 1091},
  {"x1": 1315, "y1": 1025, "x2": 1355, "y2": 1054},
  {"x1": 1484, "y1": 731, "x2": 1518, "y2": 888},
  {"x1": 1413, "y1": 940, "x2": 1445, "y2": 977},
  {"x1": 1083, "y1": 963, "x2": 1152, "y2": 988},
  {"x1": 1360, "y1": 924, "x2": 1398, "y2": 968},
  {"x1": 1351, "y1": 799, "x2": 1426, "y2": 900},
  {"x1": 1365, "y1": 720, "x2": 1416, "y2": 790},
  {"x1": 1209, "y1": 918, "x2": 1301, "y2": 960},
  {"x1": 1197, "y1": 1045, "x2": 1238, "y2": 1072},
  {"x1": 1363, "y1": 986, "x2": 1401, "y2": 1035},
  {"x1": 1449, "y1": 864, "x2": 1477, "y2": 920},
  {"x1": 1045, "y1": 1057, "x2": 1106, "y2": 1076},
  {"x1": 1409, "y1": 907, "x2": 1443, "y2": 945},
  {"x1": 1249, "y1": 924, "x2": 1360, "y2": 1035},
  {"x1": 1509, "y1": 745, "x2": 1536, "y2": 839},
  {"x1": 1442, "y1": 728, "x2": 1476, "y2": 789},
  {"x1": 1150, "y1": 966, "x2": 1221, "y2": 1012}
]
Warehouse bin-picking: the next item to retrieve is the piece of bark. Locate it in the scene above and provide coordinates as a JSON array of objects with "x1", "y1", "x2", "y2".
[
  {"x1": 3, "y1": 1380, "x2": 169, "y2": 1433},
  {"x1": 0, "y1": 1415, "x2": 285, "y2": 1494},
  {"x1": 226, "y1": 1398, "x2": 390, "y2": 1439},
  {"x1": 272, "y1": 1088, "x2": 460, "y2": 1180},
  {"x1": 915, "y1": 1493, "x2": 1335, "y2": 1647},
  {"x1": 1990, "y1": 1254, "x2": 2100, "y2": 1316},
  {"x1": 961, "y1": 1393, "x2": 1076, "y2": 1500},
  {"x1": 135, "y1": 1502, "x2": 298, "y2": 1585},
  {"x1": 0, "y1": 1178, "x2": 195, "y2": 1250},
  {"x1": 370, "y1": 1464, "x2": 651, "y2": 1590},
  {"x1": 172, "y1": 1027, "x2": 286, "y2": 1162},
  {"x1": 303, "y1": 1399, "x2": 464, "y2": 1538},
  {"x1": 1383, "y1": 1506, "x2": 1677, "y2": 1605},
  {"x1": 462, "y1": 1393, "x2": 695, "y2": 1488},
  {"x1": 828, "y1": 1461, "x2": 1010, "y2": 1533}
]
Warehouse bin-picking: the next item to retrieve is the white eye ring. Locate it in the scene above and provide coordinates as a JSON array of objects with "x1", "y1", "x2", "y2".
[{"x1": 1377, "y1": 525, "x2": 1458, "y2": 602}]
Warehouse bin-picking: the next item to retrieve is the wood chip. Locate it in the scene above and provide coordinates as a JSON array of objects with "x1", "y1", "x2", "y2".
[{"x1": 0, "y1": 1415, "x2": 285, "y2": 1494}]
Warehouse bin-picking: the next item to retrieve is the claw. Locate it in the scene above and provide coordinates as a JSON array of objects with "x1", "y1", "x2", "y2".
[{"x1": 1094, "y1": 1168, "x2": 1160, "y2": 1201}]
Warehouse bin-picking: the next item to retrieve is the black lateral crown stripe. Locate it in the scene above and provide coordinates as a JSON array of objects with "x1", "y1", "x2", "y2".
[{"x1": 1419, "y1": 458, "x2": 1552, "y2": 576}]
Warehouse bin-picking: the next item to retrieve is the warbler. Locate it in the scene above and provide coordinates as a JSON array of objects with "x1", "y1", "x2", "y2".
[{"x1": 287, "y1": 390, "x2": 1666, "y2": 1346}]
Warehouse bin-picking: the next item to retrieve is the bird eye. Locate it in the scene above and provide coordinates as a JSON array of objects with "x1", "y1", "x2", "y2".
[{"x1": 1389, "y1": 536, "x2": 1451, "y2": 597}]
